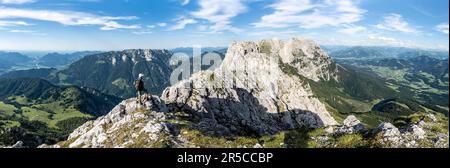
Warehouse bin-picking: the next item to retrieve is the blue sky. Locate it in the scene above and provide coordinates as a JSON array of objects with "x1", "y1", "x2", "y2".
[{"x1": 0, "y1": 0, "x2": 448, "y2": 51}]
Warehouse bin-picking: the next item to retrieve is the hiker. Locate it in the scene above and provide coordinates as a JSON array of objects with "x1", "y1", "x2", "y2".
[{"x1": 135, "y1": 73, "x2": 148, "y2": 105}]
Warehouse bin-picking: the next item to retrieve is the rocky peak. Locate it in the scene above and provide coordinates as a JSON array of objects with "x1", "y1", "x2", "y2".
[
  {"x1": 334, "y1": 115, "x2": 366, "y2": 135},
  {"x1": 119, "y1": 49, "x2": 172, "y2": 64},
  {"x1": 223, "y1": 38, "x2": 338, "y2": 82},
  {"x1": 162, "y1": 38, "x2": 338, "y2": 136}
]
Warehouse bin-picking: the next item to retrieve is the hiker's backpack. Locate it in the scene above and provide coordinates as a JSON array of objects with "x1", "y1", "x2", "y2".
[{"x1": 135, "y1": 79, "x2": 144, "y2": 91}]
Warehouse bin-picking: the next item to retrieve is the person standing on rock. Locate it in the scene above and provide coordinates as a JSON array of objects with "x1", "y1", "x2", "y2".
[{"x1": 135, "y1": 73, "x2": 148, "y2": 105}]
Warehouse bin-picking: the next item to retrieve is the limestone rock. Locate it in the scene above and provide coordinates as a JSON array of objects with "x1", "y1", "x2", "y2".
[
  {"x1": 38, "y1": 144, "x2": 60, "y2": 148},
  {"x1": 7, "y1": 141, "x2": 24, "y2": 148},
  {"x1": 44, "y1": 97, "x2": 176, "y2": 148},
  {"x1": 408, "y1": 125, "x2": 426, "y2": 140},
  {"x1": 162, "y1": 38, "x2": 337, "y2": 136},
  {"x1": 373, "y1": 123, "x2": 403, "y2": 148},
  {"x1": 433, "y1": 133, "x2": 449, "y2": 148},
  {"x1": 335, "y1": 115, "x2": 365, "y2": 135},
  {"x1": 426, "y1": 114, "x2": 437, "y2": 122},
  {"x1": 371, "y1": 119, "x2": 449, "y2": 148},
  {"x1": 253, "y1": 143, "x2": 263, "y2": 148},
  {"x1": 343, "y1": 115, "x2": 360, "y2": 127}
]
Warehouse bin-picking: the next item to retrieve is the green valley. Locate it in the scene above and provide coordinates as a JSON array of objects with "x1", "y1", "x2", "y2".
[{"x1": 0, "y1": 78, "x2": 121, "y2": 147}]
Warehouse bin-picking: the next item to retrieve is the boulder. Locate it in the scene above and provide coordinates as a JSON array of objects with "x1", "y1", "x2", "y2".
[
  {"x1": 408, "y1": 125, "x2": 426, "y2": 140},
  {"x1": 335, "y1": 115, "x2": 365, "y2": 135},
  {"x1": 9, "y1": 141, "x2": 24, "y2": 148},
  {"x1": 373, "y1": 123, "x2": 403, "y2": 148}
]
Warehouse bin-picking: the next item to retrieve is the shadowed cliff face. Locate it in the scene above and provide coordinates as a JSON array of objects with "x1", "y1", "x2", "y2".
[{"x1": 166, "y1": 87, "x2": 325, "y2": 137}]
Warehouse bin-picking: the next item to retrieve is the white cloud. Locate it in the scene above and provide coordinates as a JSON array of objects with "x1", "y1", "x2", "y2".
[
  {"x1": 374, "y1": 13, "x2": 420, "y2": 33},
  {"x1": 157, "y1": 22, "x2": 167, "y2": 27},
  {"x1": 168, "y1": 17, "x2": 197, "y2": 30},
  {"x1": 249, "y1": 30, "x2": 299, "y2": 37},
  {"x1": 0, "y1": 0, "x2": 35, "y2": 4},
  {"x1": 132, "y1": 30, "x2": 152, "y2": 35},
  {"x1": 435, "y1": 23, "x2": 449, "y2": 34},
  {"x1": 367, "y1": 34, "x2": 418, "y2": 48},
  {"x1": 0, "y1": 20, "x2": 31, "y2": 27},
  {"x1": 181, "y1": 0, "x2": 190, "y2": 6},
  {"x1": 338, "y1": 24, "x2": 366, "y2": 34},
  {"x1": 78, "y1": 0, "x2": 102, "y2": 2},
  {"x1": 196, "y1": 24, "x2": 208, "y2": 31},
  {"x1": 190, "y1": 0, "x2": 247, "y2": 33},
  {"x1": 252, "y1": 0, "x2": 366, "y2": 29},
  {"x1": 0, "y1": 7, "x2": 140, "y2": 30},
  {"x1": 318, "y1": 34, "x2": 422, "y2": 49},
  {"x1": 368, "y1": 34, "x2": 395, "y2": 42},
  {"x1": 9, "y1": 29, "x2": 33, "y2": 33}
]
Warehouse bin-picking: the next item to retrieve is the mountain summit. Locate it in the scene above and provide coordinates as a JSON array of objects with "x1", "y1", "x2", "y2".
[{"x1": 162, "y1": 38, "x2": 338, "y2": 135}]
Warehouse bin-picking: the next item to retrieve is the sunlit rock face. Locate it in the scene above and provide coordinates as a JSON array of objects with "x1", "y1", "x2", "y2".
[{"x1": 162, "y1": 38, "x2": 338, "y2": 136}]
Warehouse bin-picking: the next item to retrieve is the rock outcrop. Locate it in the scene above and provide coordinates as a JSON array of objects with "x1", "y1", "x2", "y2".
[
  {"x1": 40, "y1": 97, "x2": 179, "y2": 148},
  {"x1": 305, "y1": 114, "x2": 449, "y2": 148},
  {"x1": 162, "y1": 38, "x2": 338, "y2": 136},
  {"x1": 371, "y1": 114, "x2": 449, "y2": 148},
  {"x1": 334, "y1": 115, "x2": 366, "y2": 135},
  {"x1": 5, "y1": 141, "x2": 25, "y2": 148},
  {"x1": 372, "y1": 123, "x2": 403, "y2": 147}
]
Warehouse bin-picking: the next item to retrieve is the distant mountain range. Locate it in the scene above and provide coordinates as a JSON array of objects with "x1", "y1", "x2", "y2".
[
  {"x1": 0, "y1": 51, "x2": 100, "y2": 75},
  {"x1": 329, "y1": 46, "x2": 449, "y2": 60},
  {"x1": 1, "y1": 46, "x2": 447, "y2": 75},
  {"x1": 1, "y1": 68, "x2": 57, "y2": 79},
  {"x1": 320, "y1": 45, "x2": 350, "y2": 53},
  {"x1": 38, "y1": 51, "x2": 101, "y2": 68},
  {"x1": 48, "y1": 49, "x2": 175, "y2": 98},
  {"x1": 1, "y1": 49, "x2": 226, "y2": 99},
  {"x1": 0, "y1": 52, "x2": 34, "y2": 73}
]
